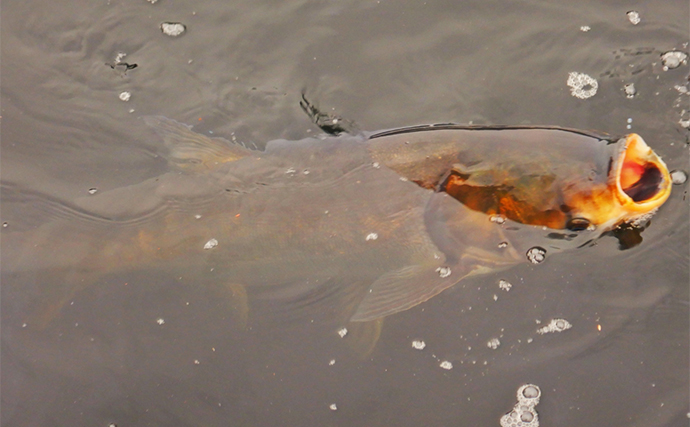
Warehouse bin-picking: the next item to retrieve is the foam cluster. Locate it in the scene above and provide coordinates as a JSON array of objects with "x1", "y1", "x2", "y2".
[{"x1": 500, "y1": 384, "x2": 541, "y2": 427}]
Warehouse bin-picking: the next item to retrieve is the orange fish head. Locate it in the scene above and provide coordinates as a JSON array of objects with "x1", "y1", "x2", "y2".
[{"x1": 565, "y1": 133, "x2": 671, "y2": 231}]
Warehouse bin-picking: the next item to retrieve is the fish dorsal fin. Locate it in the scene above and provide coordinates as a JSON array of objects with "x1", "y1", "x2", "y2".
[
  {"x1": 350, "y1": 262, "x2": 474, "y2": 322},
  {"x1": 144, "y1": 116, "x2": 252, "y2": 171}
]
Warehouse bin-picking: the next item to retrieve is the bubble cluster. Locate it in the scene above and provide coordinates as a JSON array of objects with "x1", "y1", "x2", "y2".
[
  {"x1": 661, "y1": 51, "x2": 688, "y2": 70},
  {"x1": 161, "y1": 22, "x2": 186, "y2": 37},
  {"x1": 337, "y1": 328, "x2": 348, "y2": 338},
  {"x1": 629, "y1": 209, "x2": 657, "y2": 227},
  {"x1": 500, "y1": 384, "x2": 541, "y2": 427},
  {"x1": 537, "y1": 318, "x2": 572, "y2": 334},
  {"x1": 526, "y1": 247, "x2": 546, "y2": 264},
  {"x1": 567, "y1": 72, "x2": 598, "y2": 99},
  {"x1": 487, "y1": 338, "x2": 501, "y2": 349}
]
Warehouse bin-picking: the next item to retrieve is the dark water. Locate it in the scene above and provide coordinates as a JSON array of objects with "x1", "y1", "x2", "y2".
[{"x1": 1, "y1": 0, "x2": 688, "y2": 426}]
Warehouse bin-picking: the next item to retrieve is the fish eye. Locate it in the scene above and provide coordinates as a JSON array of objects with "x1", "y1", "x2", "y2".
[{"x1": 566, "y1": 217, "x2": 591, "y2": 231}]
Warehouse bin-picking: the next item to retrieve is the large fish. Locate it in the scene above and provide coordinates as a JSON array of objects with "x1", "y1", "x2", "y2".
[{"x1": 2, "y1": 118, "x2": 672, "y2": 324}]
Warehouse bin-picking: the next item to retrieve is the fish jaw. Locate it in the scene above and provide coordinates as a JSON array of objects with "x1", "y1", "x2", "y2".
[{"x1": 609, "y1": 134, "x2": 671, "y2": 225}]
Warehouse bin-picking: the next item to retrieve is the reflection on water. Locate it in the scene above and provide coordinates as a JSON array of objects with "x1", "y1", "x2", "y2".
[{"x1": 1, "y1": 0, "x2": 688, "y2": 425}]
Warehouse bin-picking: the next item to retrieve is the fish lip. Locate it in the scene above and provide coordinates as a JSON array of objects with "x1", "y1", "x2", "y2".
[{"x1": 613, "y1": 134, "x2": 672, "y2": 213}]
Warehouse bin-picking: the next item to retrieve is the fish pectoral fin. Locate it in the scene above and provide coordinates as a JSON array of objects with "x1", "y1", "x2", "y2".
[
  {"x1": 350, "y1": 263, "x2": 466, "y2": 322},
  {"x1": 143, "y1": 116, "x2": 253, "y2": 171},
  {"x1": 345, "y1": 317, "x2": 384, "y2": 358}
]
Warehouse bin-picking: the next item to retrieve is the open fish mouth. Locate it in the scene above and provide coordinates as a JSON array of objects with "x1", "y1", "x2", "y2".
[{"x1": 615, "y1": 134, "x2": 671, "y2": 212}]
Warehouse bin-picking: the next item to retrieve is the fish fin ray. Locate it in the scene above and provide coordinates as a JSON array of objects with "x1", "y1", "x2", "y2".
[
  {"x1": 345, "y1": 318, "x2": 384, "y2": 358},
  {"x1": 350, "y1": 263, "x2": 470, "y2": 322},
  {"x1": 143, "y1": 116, "x2": 252, "y2": 171}
]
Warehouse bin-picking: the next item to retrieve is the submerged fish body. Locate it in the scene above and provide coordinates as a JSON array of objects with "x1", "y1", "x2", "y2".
[{"x1": 2, "y1": 118, "x2": 672, "y2": 323}]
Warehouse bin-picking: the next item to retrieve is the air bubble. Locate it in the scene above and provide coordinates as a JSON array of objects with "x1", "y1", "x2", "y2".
[
  {"x1": 526, "y1": 247, "x2": 546, "y2": 264},
  {"x1": 161, "y1": 22, "x2": 186, "y2": 37},
  {"x1": 498, "y1": 242, "x2": 508, "y2": 248},
  {"x1": 522, "y1": 385, "x2": 540, "y2": 399},
  {"x1": 626, "y1": 10, "x2": 641, "y2": 25},
  {"x1": 489, "y1": 214, "x2": 506, "y2": 224},
  {"x1": 203, "y1": 238, "x2": 218, "y2": 250},
  {"x1": 661, "y1": 51, "x2": 688, "y2": 70},
  {"x1": 88, "y1": 188, "x2": 98, "y2": 195},
  {"x1": 365, "y1": 233, "x2": 378, "y2": 241},
  {"x1": 439, "y1": 360, "x2": 453, "y2": 370},
  {"x1": 436, "y1": 266, "x2": 451, "y2": 278},
  {"x1": 670, "y1": 170, "x2": 687, "y2": 185},
  {"x1": 2, "y1": 222, "x2": 8, "y2": 228},
  {"x1": 337, "y1": 328, "x2": 348, "y2": 338},
  {"x1": 520, "y1": 410, "x2": 535, "y2": 422},
  {"x1": 624, "y1": 83, "x2": 636, "y2": 98},
  {"x1": 498, "y1": 279, "x2": 512, "y2": 291}
]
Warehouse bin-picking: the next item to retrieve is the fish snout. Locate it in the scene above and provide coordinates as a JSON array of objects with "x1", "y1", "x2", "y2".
[{"x1": 614, "y1": 134, "x2": 671, "y2": 213}]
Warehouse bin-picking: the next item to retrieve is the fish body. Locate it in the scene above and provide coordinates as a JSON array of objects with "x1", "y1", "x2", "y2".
[{"x1": 1, "y1": 118, "x2": 671, "y2": 322}]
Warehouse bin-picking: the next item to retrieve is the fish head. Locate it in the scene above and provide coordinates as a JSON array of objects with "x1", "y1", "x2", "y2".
[
  {"x1": 560, "y1": 133, "x2": 671, "y2": 232},
  {"x1": 436, "y1": 131, "x2": 672, "y2": 234},
  {"x1": 369, "y1": 126, "x2": 672, "y2": 267}
]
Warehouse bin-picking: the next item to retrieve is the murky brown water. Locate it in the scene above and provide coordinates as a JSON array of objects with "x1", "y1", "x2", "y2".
[{"x1": 2, "y1": 0, "x2": 688, "y2": 426}]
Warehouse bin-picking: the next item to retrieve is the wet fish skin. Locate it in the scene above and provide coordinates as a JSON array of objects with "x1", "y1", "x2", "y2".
[{"x1": 1, "y1": 118, "x2": 671, "y2": 323}]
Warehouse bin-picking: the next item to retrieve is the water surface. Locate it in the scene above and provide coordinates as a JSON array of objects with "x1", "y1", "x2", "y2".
[{"x1": 2, "y1": 0, "x2": 688, "y2": 426}]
